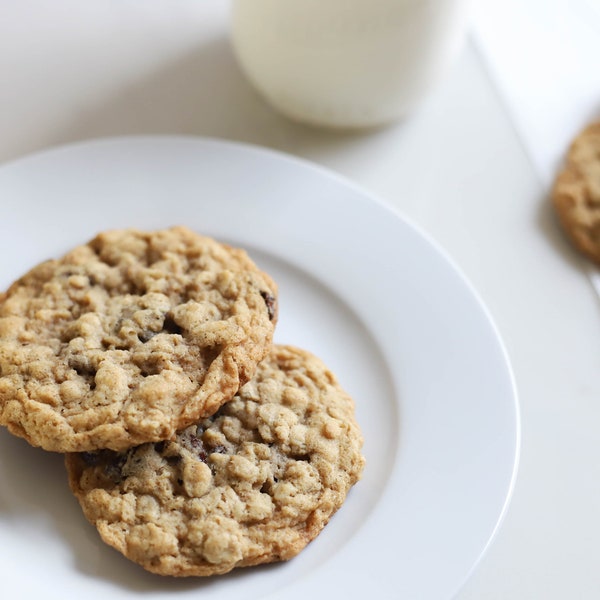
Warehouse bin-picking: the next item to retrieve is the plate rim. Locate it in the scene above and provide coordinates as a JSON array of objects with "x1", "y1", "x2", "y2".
[{"x1": 0, "y1": 134, "x2": 521, "y2": 600}]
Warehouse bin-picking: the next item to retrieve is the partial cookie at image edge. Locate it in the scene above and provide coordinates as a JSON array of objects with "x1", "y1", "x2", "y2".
[{"x1": 552, "y1": 121, "x2": 600, "y2": 265}]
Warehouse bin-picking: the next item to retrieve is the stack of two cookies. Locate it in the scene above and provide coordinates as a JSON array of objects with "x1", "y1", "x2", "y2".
[{"x1": 0, "y1": 227, "x2": 364, "y2": 577}]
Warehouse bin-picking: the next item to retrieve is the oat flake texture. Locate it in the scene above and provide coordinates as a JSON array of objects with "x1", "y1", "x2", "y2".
[
  {"x1": 0, "y1": 226, "x2": 278, "y2": 452},
  {"x1": 65, "y1": 345, "x2": 365, "y2": 577}
]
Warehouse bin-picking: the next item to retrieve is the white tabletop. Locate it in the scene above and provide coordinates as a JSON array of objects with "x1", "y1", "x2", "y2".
[{"x1": 1, "y1": 2, "x2": 600, "y2": 598}]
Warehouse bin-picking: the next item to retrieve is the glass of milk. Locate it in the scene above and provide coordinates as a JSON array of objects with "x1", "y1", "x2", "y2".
[{"x1": 230, "y1": 0, "x2": 470, "y2": 128}]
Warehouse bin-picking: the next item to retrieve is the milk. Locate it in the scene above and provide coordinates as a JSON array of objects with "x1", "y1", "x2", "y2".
[{"x1": 231, "y1": 0, "x2": 470, "y2": 128}]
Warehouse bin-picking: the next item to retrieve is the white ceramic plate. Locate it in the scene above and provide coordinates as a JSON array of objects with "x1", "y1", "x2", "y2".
[{"x1": 0, "y1": 137, "x2": 519, "y2": 600}]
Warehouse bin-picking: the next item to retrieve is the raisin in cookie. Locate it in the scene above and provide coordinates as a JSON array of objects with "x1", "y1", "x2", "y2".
[
  {"x1": 65, "y1": 345, "x2": 365, "y2": 577},
  {"x1": 553, "y1": 121, "x2": 600, "y2": 265},
  {"x1": 0, "y1": 227, "x2": 278, "y2": 452}
]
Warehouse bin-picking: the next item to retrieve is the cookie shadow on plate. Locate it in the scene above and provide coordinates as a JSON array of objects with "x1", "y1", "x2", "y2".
[
  {"x1": 0, "y1": 427, "x2": 283, "y2": 591},
  {"x1": 70, "y1": 529, "x2": 285, "y2": 593}
]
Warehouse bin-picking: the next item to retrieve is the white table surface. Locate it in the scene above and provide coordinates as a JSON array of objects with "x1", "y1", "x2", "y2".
[{"x1": 1, "y1": 2, "x2": 600, "y2": 598}]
